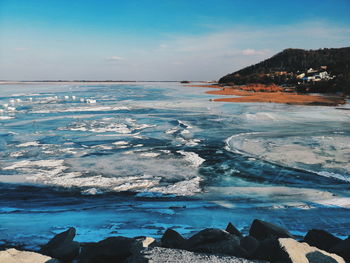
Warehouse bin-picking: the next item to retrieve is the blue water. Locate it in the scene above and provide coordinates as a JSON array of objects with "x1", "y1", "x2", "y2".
[{"x1": 0, "y1": 82, "x2": 349, "y2": 249}]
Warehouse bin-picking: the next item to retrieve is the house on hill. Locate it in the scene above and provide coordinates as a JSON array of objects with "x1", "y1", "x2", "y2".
[{"x1": 299, "y1": 67, "x2": 334, "y2": 82}]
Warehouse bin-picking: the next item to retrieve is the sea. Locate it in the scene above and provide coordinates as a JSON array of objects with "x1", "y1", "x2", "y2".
[{"x1": 0, "y1": 82, "x2": 349, "y2": 249}]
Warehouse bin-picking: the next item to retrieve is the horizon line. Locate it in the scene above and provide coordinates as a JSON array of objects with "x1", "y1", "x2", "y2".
[{"x1": 0, "y1": 80, "x2": 214, "y2": 83}]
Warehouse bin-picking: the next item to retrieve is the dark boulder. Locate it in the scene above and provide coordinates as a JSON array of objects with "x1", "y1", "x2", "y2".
[
  {"x1": 304, "y1": 229, "x2": 342, "y2": 251},
  {"x1": 330, "y1": 236, "x2": 350, "y2": 262},
  {"x1": 78, "y1": 236, "x2": 142, "y2": 263},
  {"x1": 252, "y1": 237, "x2": 290, "y2": 262},
  {"x1": 189, "y1": 235, "x2": 243, "y2": 257},
  {"x1": 48, "y1": 241, "x2": 80, "y2": 261},
  {"x1": 42, "y1": 227, "x2": 76, "y2": 250},
  {"x1": 161, "y1": 229, "x2": 186, "y2": 249},
  {"x1": 183, "y1": 228, "x2": 231, "y2": 249},
  {"x1": 225, "y1": 222, "x2": 243, "y2": 238},
  {"x1": 240, "y1": 236, "x2": 260, "y2": 257},
  {"x1": 40, "y1": 227, "x2": 79, "y2": 261},
  {"x1": 249, "y1": 219, "x2": 294, "y2": 241}
]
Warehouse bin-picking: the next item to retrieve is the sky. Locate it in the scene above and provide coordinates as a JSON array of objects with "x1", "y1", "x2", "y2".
[{"x1": 1, "y1": 0, "x2": 350, "y2": 81}]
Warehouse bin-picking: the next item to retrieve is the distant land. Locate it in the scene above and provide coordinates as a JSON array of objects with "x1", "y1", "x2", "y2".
[
  {"x1": 0, "y1": 80, "x2": 188, "y2": 83},
  {"x1": 219, "y1": 47, "x2": 350, "y2": 94}
]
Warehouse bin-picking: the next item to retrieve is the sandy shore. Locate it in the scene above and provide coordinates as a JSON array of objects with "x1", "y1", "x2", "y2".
[
  {"x1": 187, "y1": 84, "x2": 346, "y2": 106},
  {"x1": 213, "y1": 92, "x2": 345, "y2": 106},
  {"x1": 186, "y1": 84, "x2": 222, "y2": 89}
]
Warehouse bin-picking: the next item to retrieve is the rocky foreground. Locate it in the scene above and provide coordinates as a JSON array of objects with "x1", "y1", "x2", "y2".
[{"x1": 1, "y1": 219, "x2": 349, "y2": 263}]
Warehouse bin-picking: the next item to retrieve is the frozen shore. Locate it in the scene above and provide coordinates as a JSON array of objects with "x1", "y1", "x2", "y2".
[{"x1": 1, "y1": 219, "x2": 349, "y2": 263}]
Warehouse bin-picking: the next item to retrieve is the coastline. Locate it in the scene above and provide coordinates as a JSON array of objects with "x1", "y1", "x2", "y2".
[
  {"x1": 187, "y1": 84, "x2": 346, "y2": 106},
  {"x1": 3, "y1": 81, "x2": 345, "y2": 107},
  {"x1": 1, "y1": 219, "x2": 348, "y2": 263},
  {"x1": 0, "y1": 81, "x2": 178, "y2": 85}
]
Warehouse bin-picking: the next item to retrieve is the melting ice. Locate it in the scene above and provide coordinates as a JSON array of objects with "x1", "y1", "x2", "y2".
[{"x1": 0, "y1": 82, "x2": 349, "y2": 246}]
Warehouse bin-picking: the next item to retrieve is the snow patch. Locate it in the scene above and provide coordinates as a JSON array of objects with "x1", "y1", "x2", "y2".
[
  {"x1": 17, "y1": 141, "x2": 40, "y2": 147},
  {"x1": 177, "y1": 151, "x2": 205, "y2": 167}
]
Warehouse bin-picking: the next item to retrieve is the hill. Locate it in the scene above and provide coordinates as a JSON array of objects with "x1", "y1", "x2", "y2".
[{"x1": 219, "y1": 47, "x2": 350, "y2": 94}]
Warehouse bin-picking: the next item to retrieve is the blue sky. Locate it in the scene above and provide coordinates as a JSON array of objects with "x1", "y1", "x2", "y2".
[{"x1": 1, "y1": 0, "x2": 350, "y2": 80}]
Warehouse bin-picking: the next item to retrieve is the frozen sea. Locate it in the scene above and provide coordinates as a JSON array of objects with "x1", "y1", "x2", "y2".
[{"x1": 0, "y1": 82, "x2": 349, "y2": 249}]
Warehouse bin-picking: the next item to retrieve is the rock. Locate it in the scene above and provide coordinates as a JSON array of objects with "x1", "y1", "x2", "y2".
[
  {"x1": 184, "y1": 228, "x2": 232, "y2": 249},
  {"x1": 253, "y1": 237, "x2": 345, "y2": 263},
  {"x1": 329, "y1": 236, "x2": 350, "y2": 262},
  {"x1": 249, "y1": 219, "x2": 294, "y2": 241},
  {"x1": 0, "y1": 248, "x2": 59, "y2": 263},
  {"x1": 279, "y1": 238, "x2": 345, "y2": 263},
  {"x1": 161, "y1": 229, "x2": 186, "y2": 249},
  {"x1": 304, "y1": 229, "x2": 342, "y2": 251},
  {"x1": 190, "y1": 235, "x2": 243, "y2": 256},
  {"x1": 126, "y1": 247, "x2": 267, "y2": 263},
  {"x1": 48, "y1": 241, "x2": 80, "y2": 261},
  {"x1": 40, "y1": 227, "x2": 79, "y2": 261},
  {"x1": 135, "y1": 236, "x2": 156, "y2": 248},
  {"x1": 79, "y1": 236, "x2": 143, "y2": 263},
  {"x1": 43, "y1": 227, "x2": 76, "y2": 249},
  {"x1": 240, "y1": 236, "x2": 260, "y2": 257},
  {"x1": 252, "y1": 237, "x2": 290, "y2": 262},
  {"x1": 226, "y1": 223, "x2": 243, "y2": 238}
]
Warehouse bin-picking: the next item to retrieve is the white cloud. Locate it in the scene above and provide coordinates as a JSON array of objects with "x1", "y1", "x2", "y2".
[
  {"x1": 137, "y1": 21, "x2": 350, "y2": 80},
  {"x1": 241, "y1": 49, "x2": 270, "y2": 56},
  {"x1": 106, "y1": 56, "x2": 125, "y2": 61},
  {"x1": 2, "y1": 20, "x2": 349, "y2": 81},
  {"x1": 158, "y1": 20, "x2": 350, "y2": 56}
]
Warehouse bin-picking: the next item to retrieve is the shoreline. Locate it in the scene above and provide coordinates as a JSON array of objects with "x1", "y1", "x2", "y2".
[
  {"x1": 1, "y1": 219, "x2": 348, "y2": 262},
  {"x1": 187, "y1": 84, "x2": 346, "y2": 106},
  {"x1": 0, "y1": 80, "x2": 211, "y2": 85},
  {"x1": 0, "y1": 81, "x2": 178, "y2": 85}
]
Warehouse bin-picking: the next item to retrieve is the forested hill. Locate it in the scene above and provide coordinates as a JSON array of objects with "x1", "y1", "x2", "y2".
[{"x1": 219, "y1": 47, "x2": 350, "y2": 94}]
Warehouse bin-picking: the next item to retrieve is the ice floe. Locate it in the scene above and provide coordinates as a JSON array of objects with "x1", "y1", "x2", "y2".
[
  {"x1": 177, "y1": 151, "x2": 205, "y2": 167},
  {"x1": 0, "y1": 116, "x2": 14, "y2": 120},
  {"x1": 17, "y1": 141, "x2": 40, "y2": 147},
  {"x1": 140, "y1": 152, "x2": 160, "y2": 157},
  {"x1": 225, "y1": 132, "x2": 350, "y2": 181},
  {"x1": 33, "y1": 106, "x2": 129, "y2": 114}
]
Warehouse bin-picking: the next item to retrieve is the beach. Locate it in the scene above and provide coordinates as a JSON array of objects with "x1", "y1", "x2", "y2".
[{"x1": 188, "y1": 84, "x2": 346, "y2": 106}]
